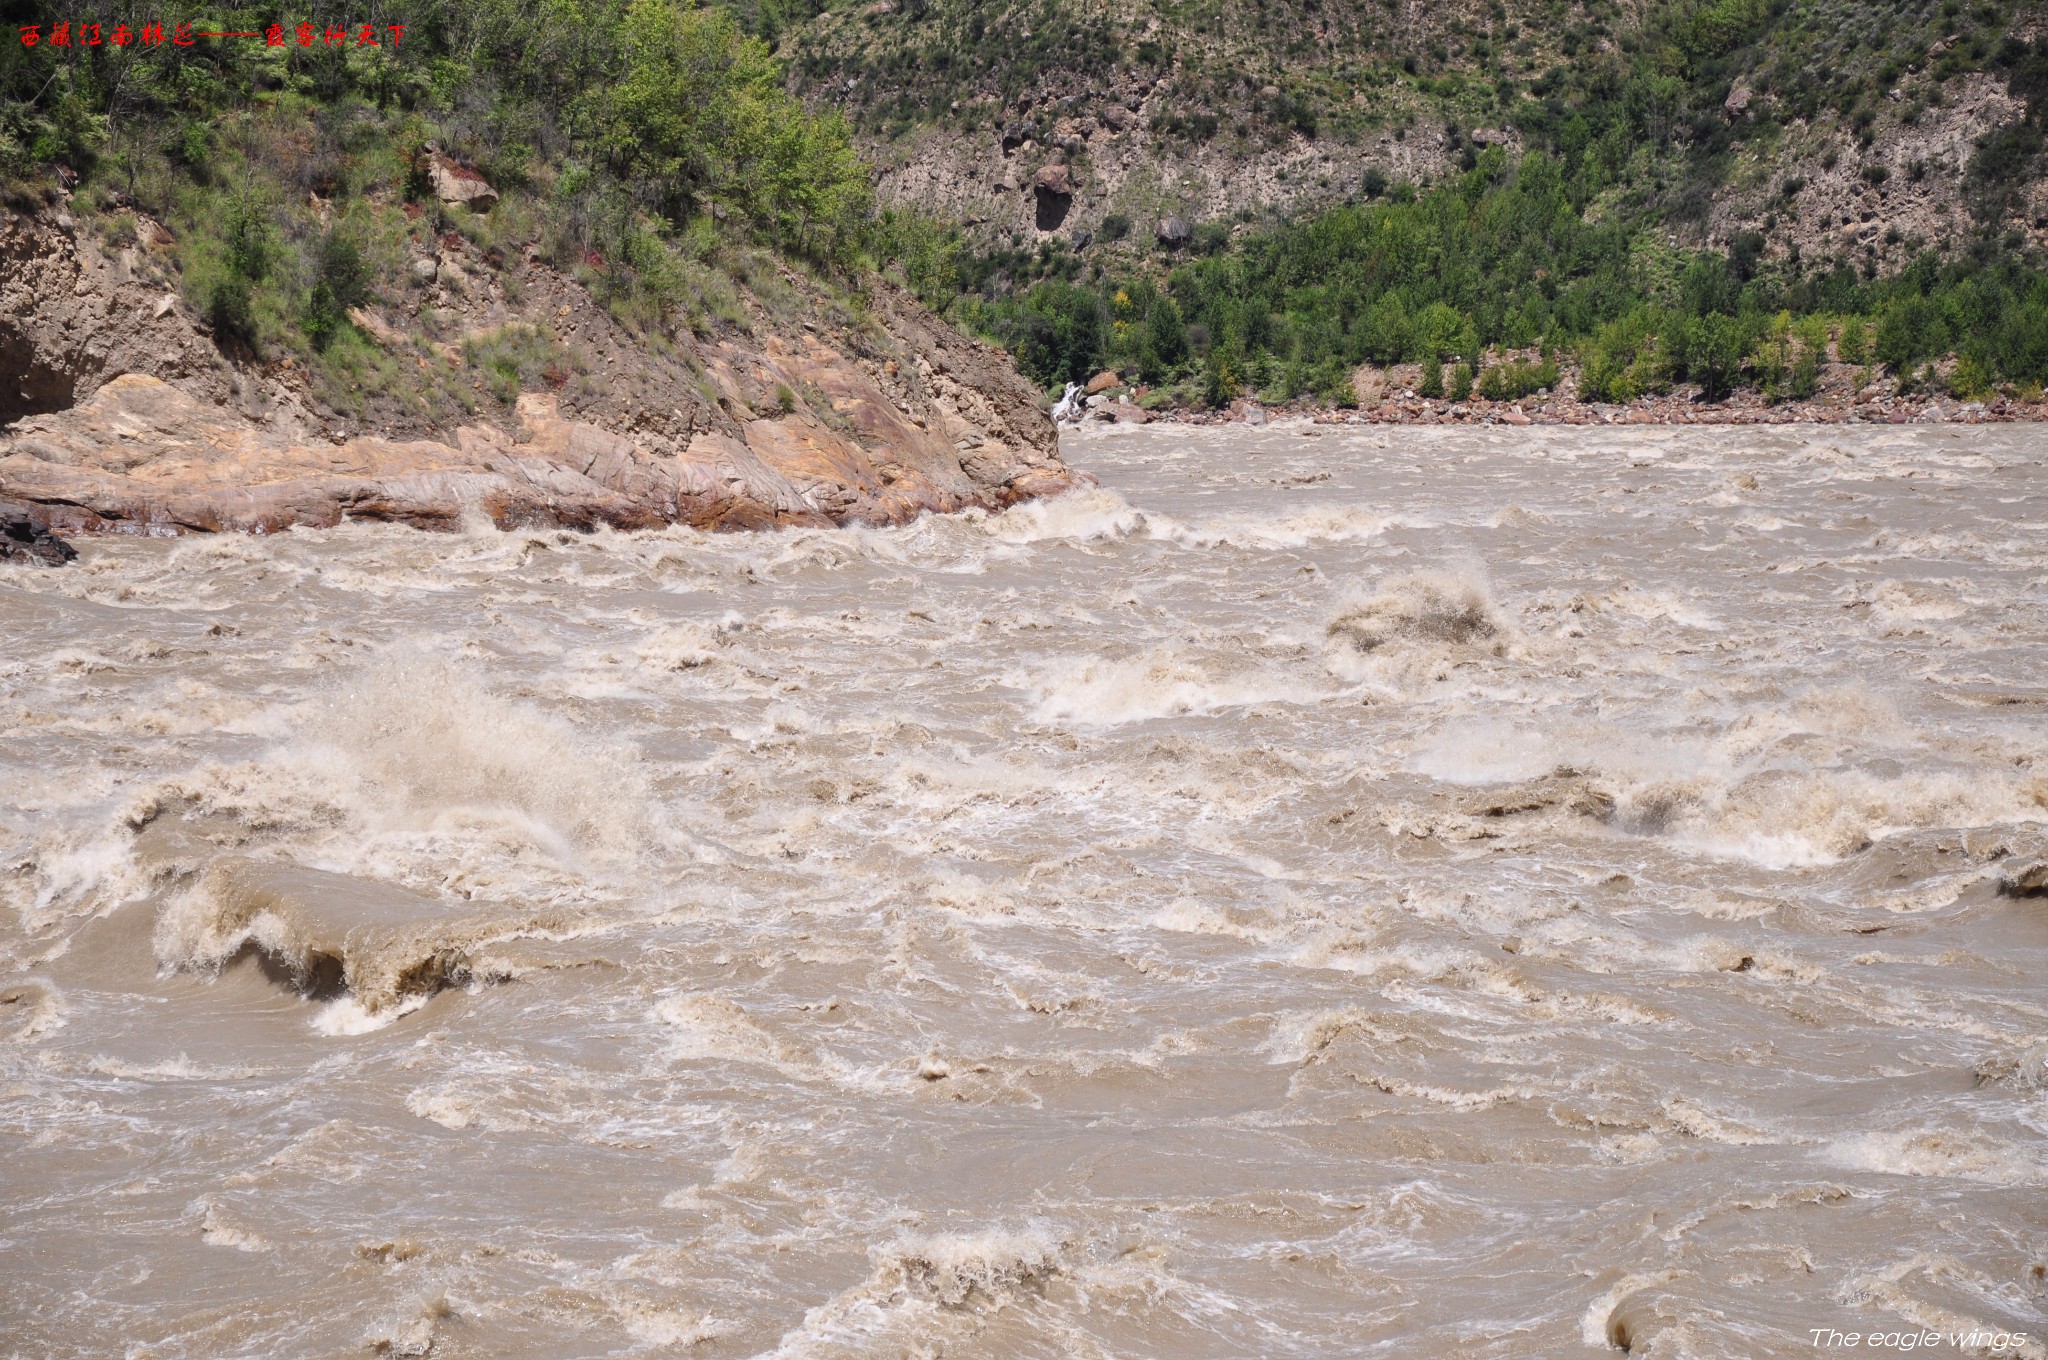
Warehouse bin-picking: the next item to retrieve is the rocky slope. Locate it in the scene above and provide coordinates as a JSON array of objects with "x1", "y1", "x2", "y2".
[
  {"x1": 788, "y1": 0, "x2": 2045, "y2": 269},
  {"x1": 793, "y1": 0, "x2": 1479, "y2": 251},
  {"x1": 0, "y1": 202, "x2": 1080, "y2": 547}
]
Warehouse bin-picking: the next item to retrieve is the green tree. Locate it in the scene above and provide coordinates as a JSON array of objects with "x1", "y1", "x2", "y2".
[
  {"x1": 1139, "y1": 297, "x2": 1188, "y2": 383},
  {"x1": 1875, "y1": 297, "x2": 1950, "y2": 373},
  {"x1": 1006, "y1": 281, "x2": 1107, "y2": 387},
  {"x1": 1418, "y1": 353, "x2": 1444, "y2": 398},
  {"x1": 304, "y1": 233, "x2": 371, "y2": 352},
  {"x1": 1837, "y1": 317, "x2": 1871, "y2": 366},
  {"x1": 1997, "y1": 300, "x2": 2048, "y2": 383},
  {"x1": 597, "y1": 0, "x2": 868, "y2": 261},
  {"x1": 1684, "y1": 314, "x2": 1747, "y2": 401},
  {"x1": 1201, "y1": 346, "x2": 1242, "y2": 408}
]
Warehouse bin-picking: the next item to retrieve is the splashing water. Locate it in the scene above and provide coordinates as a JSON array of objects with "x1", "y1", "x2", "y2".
[{"x1": 4, "y1": 419, "x2": 2047, "y2": 1357}]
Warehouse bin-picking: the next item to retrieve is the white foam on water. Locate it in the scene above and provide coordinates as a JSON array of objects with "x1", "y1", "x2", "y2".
[
  {"x1": 981, "y1": 486, "x2": 1148, "y2": 544},
  {"x1": 312, "y1": 991, "x2": 435, "y2": 1037},
  {"x1": 1410, "y1": 720, "x2": 1561, "y2": 784},
  {"x1": 1012, "y1": 648, "x2": 1329, "y2": 725},
  {"x1": 10, "y1": 421, "x2": 2048, "y2": 1360},
  {"x1": 1161, "y1": 503, "x2": 1403, "y2": 549},
  {"x1": 1823, "y1": 1130, "x2": 2048, "y2": 1186}
]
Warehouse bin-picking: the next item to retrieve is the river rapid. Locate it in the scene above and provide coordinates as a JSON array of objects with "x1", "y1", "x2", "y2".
[{"x1": 4, "y1": 420, "x2": 2047, "y2": 1359}]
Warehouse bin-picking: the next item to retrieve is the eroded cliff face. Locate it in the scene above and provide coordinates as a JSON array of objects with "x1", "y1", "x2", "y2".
[
  {"x1": 790, "y1": 2, "x2": 2048, "y2": 268},
  {"x1": 0, "y1": 207, "x2": 1082, "y2": 541}
]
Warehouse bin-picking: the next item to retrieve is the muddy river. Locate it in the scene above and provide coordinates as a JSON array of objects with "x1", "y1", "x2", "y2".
[{"x1": 4, "y1": 421, "x2": 2047, "y2": 1358}]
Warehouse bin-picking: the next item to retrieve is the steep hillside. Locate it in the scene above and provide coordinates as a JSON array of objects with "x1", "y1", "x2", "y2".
[
  {"x1": 0, "y1": 0, "x2": 1078, "y2": 541},
  {"x1": 778, "y1": 0, "x2": 2048, "y2": 410},
  {"x1": 0, "y1": 202, "x2": 1073, "y2": 537},
  {"x1": 786, "y1": 0, "x2": 2044, "y2": 267}
]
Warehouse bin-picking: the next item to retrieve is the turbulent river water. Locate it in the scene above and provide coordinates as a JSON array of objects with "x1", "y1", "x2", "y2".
[{"x1": 5, "y1": 421, "x2": 2048, "y2": 1359}]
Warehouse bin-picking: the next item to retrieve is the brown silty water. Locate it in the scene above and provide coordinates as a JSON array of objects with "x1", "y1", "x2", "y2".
[{"x1": 4, "y1": 421, "x2": 2047, "y2": 1359}]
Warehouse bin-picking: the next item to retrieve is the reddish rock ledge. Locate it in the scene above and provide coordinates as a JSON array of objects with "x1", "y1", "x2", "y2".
[{"x1": 0, "y1": 208, "x2": 1084, "y2": 547}]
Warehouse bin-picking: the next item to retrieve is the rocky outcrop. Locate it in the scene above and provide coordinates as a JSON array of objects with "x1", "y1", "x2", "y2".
[
  {"x1": 424, "y1": 153, "x2": 500, "y2": 212},
  {"x1": 0, "y1": 208, "x2": 1083, "y2": 541},
  {"x1": 0, "y1": 207, "x2": 232, "y2": 423},
  {"x1": 2001, "y1": 862, "x2": 2048, "y2": 899},
  {"x1": 1032, "y1": 163, "x2": 1074, "y2": 231},
  {"x1": 1, "y1": 502, "x2": 74, "y2": 564}
]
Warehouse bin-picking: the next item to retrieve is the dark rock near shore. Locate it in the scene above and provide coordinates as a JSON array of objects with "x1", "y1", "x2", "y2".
[
  {"x1": 2000, "y1": 862, "x2": 2048, "y2": 898},
  {"x1": 0, "y1": 502, "x2": 76, "y2": 565}
]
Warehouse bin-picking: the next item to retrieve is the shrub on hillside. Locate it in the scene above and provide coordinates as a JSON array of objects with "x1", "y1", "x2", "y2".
[
  {"x1": 1876, "y1": 297, "x2": 1951, "y2": 372},
  {"x1": 1580, "y1": 311, "x2": 1674, "y2": 403},
  {"x1": 1477, "y1": 355, "x2": 1559, "y2": 401}
]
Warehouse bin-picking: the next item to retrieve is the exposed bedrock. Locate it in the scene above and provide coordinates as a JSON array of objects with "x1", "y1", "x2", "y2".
[{"x1": 0, "y1": 207, "x2": 1084, "y2": 541}]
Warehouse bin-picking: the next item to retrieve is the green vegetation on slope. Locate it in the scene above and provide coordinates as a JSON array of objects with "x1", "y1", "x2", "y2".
[
  {"x1": 794, "y1": 0, "x2": 2041, "y2": 235},
  {"x1": 0, "y1": 0, "x2": 879, "y2": 424},
  {"x1": 835, "y1": 0, "x2": 2048, "y2": 405},
  {"x1": 3, "y1": 0, "x2": 2044, "y2": 417},
  {"x1": 923, "y1": 146, "x2": 2048, "y2": 404}
]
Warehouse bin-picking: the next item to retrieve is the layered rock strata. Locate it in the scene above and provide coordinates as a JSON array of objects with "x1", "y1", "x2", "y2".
[{"x1": 0, "y1": 208, "x2": 1082, "y2": 544}]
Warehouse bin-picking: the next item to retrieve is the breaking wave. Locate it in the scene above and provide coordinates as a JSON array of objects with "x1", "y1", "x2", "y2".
[{"x1": 153, "y1": 856, "x2": 574, "y2": 1020}]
